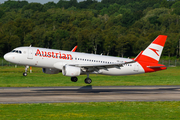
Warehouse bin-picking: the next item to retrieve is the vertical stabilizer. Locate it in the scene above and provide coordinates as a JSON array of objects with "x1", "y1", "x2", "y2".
[{"x1": 134, "y1": 35, "x2": 167, "y2": 63}]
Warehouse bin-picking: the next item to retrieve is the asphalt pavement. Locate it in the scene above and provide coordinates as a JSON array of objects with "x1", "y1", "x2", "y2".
[{"x1": 1, "y1": 86, "x2": 180, "y2": 104}]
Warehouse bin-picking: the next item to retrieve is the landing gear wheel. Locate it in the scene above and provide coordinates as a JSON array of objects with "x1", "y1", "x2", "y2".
[
  {"x1": 23, "y1": 65, "x2": 29, "y2": 76},
  {"x1": 23, "y1": 72, "x2": 27, "y2": 76},
  {"x1": 85, "y1": 78, "x2": 92, "y2": 84},
  {"x1": 71, "y1": 77, "x2": 78, "y2": 82}
]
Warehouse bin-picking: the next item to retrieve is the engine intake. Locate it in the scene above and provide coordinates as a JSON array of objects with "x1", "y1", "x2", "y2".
[{"x1": 62, "y1": 65, "x2": 81, "y2": 77}]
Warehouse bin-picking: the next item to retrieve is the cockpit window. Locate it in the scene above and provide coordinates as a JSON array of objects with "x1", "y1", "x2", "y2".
[{"x1": 11, "y1": 50, "x2": 22, "y2": 54}]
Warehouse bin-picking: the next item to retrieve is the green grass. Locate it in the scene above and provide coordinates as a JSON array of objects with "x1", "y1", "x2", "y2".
[
  {"x1": 0, "y1": 102, "x2": 180, "y2": 120},
  {"x1": 1, "y1": 67, "x2": 180, "y2": 120},
  {"x1": 0, "y1": 66, "x2": 180, "y2": 87}
]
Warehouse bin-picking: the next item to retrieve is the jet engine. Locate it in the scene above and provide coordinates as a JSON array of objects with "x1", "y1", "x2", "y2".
[
  {"x1": 42, "y1": 68, "x2": 60, "y2": 74},
  {"x1": 62, "y1": 65, "x2": 81, "y2": 77}
]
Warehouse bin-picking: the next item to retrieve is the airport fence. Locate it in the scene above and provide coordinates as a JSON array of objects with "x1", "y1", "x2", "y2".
[
  {"x1": 159, "y1": 59, "x2": 180, "y2": 67},
  {"x1": 0, "y1": 59, "x2": 19, "y2": 67},
  {"x1": 1, "y1": 59, "x2": 180, "y2": 67}
]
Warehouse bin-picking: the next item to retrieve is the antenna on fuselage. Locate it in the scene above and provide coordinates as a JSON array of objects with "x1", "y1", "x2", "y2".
[{"x1": 29, "y1": 45, "x2": 32, "y2": 47}]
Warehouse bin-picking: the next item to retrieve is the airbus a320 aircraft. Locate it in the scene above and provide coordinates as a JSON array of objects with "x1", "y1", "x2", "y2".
[{"x1": 4, "y1": 35, "x2": 167, "y2": 84}]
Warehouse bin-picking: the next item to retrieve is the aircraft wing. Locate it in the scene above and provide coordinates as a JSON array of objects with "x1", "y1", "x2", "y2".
[{"x1": 68, "y1": 60, "x2": 135, "y2": 71}]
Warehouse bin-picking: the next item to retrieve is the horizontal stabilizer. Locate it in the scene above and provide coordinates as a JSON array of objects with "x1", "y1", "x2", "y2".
[{"x1": 147, "y1": 65, "x2": 166, "y2": 68}]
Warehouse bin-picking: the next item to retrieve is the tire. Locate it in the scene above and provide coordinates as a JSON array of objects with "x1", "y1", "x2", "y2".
[
  {"x1": 23, "y1": 72, "x2": 27, "y2": 76},
  {"x1": 71, "y1": 77, "x2": 78, "y2": 82},
  {"x1": 85, "y1": 78, "x2": 92, "y2": 84}
]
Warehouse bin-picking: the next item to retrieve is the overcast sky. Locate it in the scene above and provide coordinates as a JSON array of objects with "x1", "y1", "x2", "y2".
[{"x1": 0, "y1": 0, "x2": 101, "y2": 4}]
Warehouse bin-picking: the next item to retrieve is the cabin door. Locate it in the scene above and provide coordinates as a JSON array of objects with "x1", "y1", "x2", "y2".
[{"x1": 27, "y1": 48, "x2": 33, "y2": 59}]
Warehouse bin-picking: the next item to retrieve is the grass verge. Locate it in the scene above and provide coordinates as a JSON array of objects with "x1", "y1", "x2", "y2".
[
  {"x1": 0, "y1": 66, "x2": 180, "y2": 87},
  {"x1": 0, "y1": 102, "x2": 180, "y2": 120}
]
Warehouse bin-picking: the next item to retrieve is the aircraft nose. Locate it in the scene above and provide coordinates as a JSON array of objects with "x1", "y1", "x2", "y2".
[{"x1": 4, "y1": 53, "x2": 11, "y2": 61}]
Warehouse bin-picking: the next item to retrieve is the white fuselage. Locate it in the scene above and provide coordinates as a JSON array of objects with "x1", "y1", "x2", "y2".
[{"x1": 4, "y1": 47, "x2": 145, "y2": 76}]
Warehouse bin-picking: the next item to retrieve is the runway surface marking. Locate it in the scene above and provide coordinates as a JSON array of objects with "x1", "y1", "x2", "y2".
[{"x1": 1, "y1": 86, "x2": 180, "y2": 104}]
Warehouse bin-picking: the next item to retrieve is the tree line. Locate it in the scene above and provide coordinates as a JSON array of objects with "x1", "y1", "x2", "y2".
[{"x1": 0, "y1": 0, "x2": 180, "y2": 58}]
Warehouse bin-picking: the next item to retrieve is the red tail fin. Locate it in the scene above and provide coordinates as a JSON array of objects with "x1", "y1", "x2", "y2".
[{"x1": 134, "y1": 35, "x2": 167, "y2": 63}]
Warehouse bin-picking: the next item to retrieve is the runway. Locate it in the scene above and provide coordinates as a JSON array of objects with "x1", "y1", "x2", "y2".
[{"x1": 1, "y1": 86, "x2": 180, "y2": 104}]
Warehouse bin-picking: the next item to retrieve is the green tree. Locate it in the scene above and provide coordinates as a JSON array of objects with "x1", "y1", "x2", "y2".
[
  {"x1": 103, "y1": 30, "x2": 116, "y2": 56},
  {"x1": 160, "y1": 0, "x2": 169, "y2": 8},
  {"x1": 76, "y1": 29, "x2": 90, "y2": 52},
  {"x1": 57, "y1": 0, "x2": 71, "y2": 9},
  {"x1": 115, "y1": 36, "x2": 129, "y2": 57},
  {"x1": 88, "y1": 28, "x2": 102, "y2": 54},
  {"x1": 43, "y1": 2, "x2": 56, "y2": 11},
  {"x1": 121, "y1": 10, "x2": 134, "y2": 27},
  {"x1": 22, "y1": 3, "x2": 44, "y2": 12},
  {"x1": 0, "y1": 8, "x2": 5, "y2": 18},
  {"x1": 24, "y1": 33, "x2": 33, "y2": 46},
  {"x1": 171, "y1": 1, "x2": 180, "y2": 15},
  {"x1": 0, "y1": 33, "x2": 7, "y2": 56},
  {"x1": 2, "y1": 0, "x2": 28, "y2": 11}
]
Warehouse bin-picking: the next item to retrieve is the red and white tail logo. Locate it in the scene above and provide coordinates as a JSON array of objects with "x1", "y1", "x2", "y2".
[{"x1": 134, "y1": 35, "x2": 167, "y2": 63}]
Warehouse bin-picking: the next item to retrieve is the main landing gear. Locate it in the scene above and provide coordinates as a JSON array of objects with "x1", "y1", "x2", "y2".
[
  {"x1": 23, "y1": 66, "x2": 29, "y2": 76},
  {"x1": 71, "y1": 77, "x2": 78, "y2": 82},
  {"x1": 84, "y1": 78, "x2": 92, "y2": 84},
  {"x1": 71, "y1": 73, "x2": 92, "y2": 84},
  {"x1": 84, "y1": 73, "x2": 92, "y2": 84}
]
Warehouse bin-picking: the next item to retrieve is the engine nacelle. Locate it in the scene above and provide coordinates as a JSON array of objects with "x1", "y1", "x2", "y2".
[
  {"x1": 42, "y1": 68, "x2": 60, "y2": 74},
  {"x1": 62, "y1": 65, "x2": 81, "y2": 77}
]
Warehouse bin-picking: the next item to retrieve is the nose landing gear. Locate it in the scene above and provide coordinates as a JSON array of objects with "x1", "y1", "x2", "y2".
[
  {"x1": 23, "y1": 66, "x2": 29, "y2": 76},
  {"x1": 23, "y1": 72, "x2": 27, "y2": 76}
]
